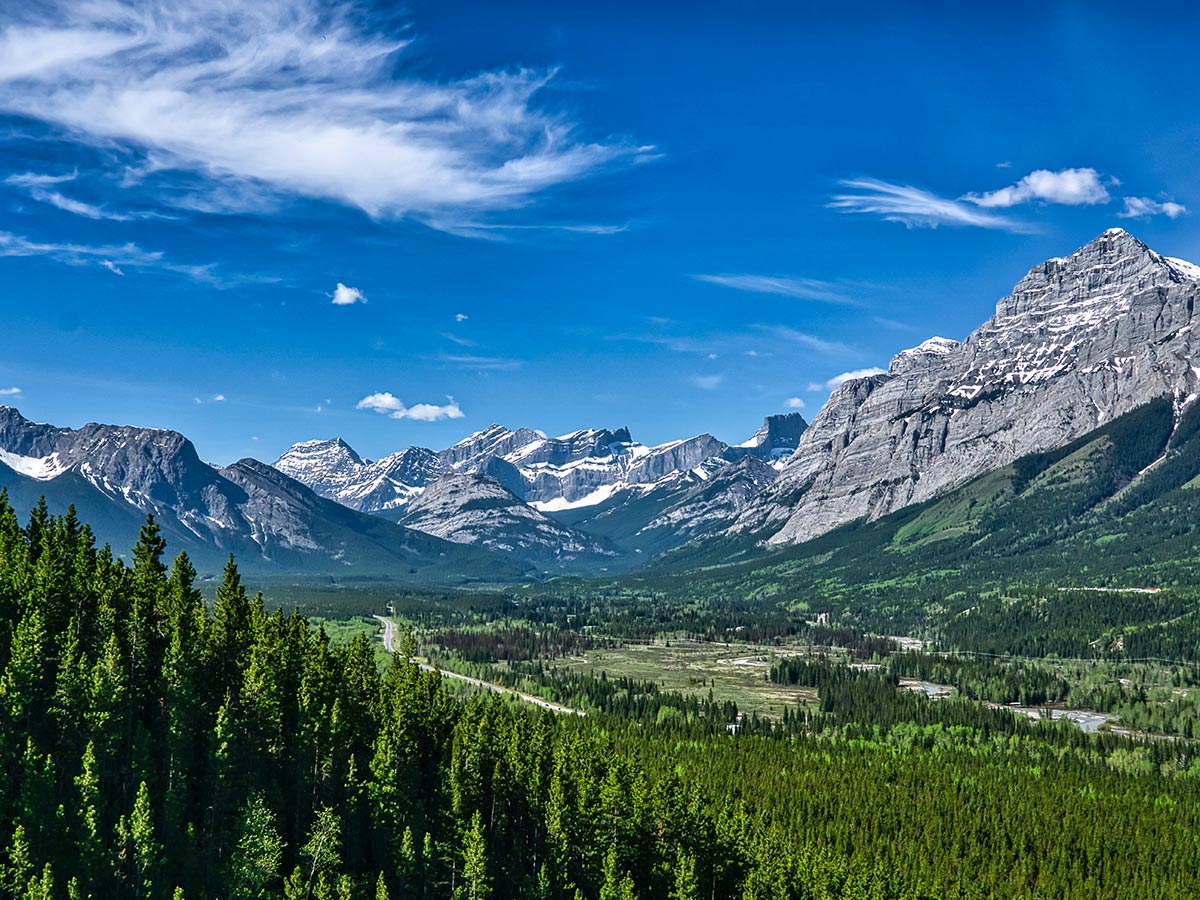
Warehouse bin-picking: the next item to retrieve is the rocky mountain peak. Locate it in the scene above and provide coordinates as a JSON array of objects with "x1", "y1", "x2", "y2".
[
  {"x1": 438, "y1": 424, "x2": 543, "y2": 469},
  {"x1": 739, "y1": 413, "x2": 807, "y2": 451},
  {"x1": 997, "y1": 227, "x2": 1184, "y2": 325},
  {"x1": 734, "y1": 229, "x2": 1200, "y2": 546},
  {"x1": 890, "y1": 336, "x2": 959, "y2": 372},
  {"x1": 400, "y1": 471, "x2": 618, "y2": 570}
]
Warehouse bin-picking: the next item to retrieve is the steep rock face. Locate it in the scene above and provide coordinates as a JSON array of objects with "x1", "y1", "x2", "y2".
[
  {"x1": 727, "y1": 412, "x2": 808, "y2": 466},
  {"x1": 437, "y1": 424, "x2": 543, "y2": 470},
  {"x1": 736, "y1": 228, "x2": 1200, "y2": 545},
  {"x1": 273, "y1": 439, "x2": 444, "y2": 516},
  {"x1": 640, "y1": 455, "x2": 779, "y2": 539},
  {"x1": 548, "y1": 448, "x2": 783, "y2": 559},
  {"x1": 521, "y1": 432, "x2": 731, "y2": 508},
  {"x1": 398, "y1": 472, "x2": 618, "y2": 571}
]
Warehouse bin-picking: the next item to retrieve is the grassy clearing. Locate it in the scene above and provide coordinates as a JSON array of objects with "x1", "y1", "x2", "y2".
[{"x1": 536, "y1": 639, "x2": 820, "y2": 718}]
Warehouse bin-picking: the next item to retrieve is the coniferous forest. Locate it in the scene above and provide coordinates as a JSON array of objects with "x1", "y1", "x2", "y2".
[{"x1": 3, "y1": 492, "x2": 1200, "y2": 900}]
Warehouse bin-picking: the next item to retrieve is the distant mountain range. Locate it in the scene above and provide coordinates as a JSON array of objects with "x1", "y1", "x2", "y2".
[
  {"x1": 5, "y1": 228, "x2": 1200, "y2": 584},
  {"x1": 0, "y1": 407, "x2": 532, "y2": 580},
  {"x1": 0, "y1": 404, "x2": 806, "y2": 577}
]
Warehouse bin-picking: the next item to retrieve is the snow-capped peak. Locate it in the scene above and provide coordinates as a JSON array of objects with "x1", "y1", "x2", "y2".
[
  {"x1": 1166, "y1": 256, "x2": 1200, "y2": 282},
  {"x1": 890, "y1": 336, "x2": 959, "y2": 371}
]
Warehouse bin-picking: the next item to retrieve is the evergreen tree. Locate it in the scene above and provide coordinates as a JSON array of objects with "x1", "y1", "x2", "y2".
[{"x1": 456, "y1": 811, "x2": 490, "y2": 900}]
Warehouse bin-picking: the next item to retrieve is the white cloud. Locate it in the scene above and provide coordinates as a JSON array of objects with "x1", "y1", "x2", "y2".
[
  {"x1": 0, "y1": 387, "x2": 21, "y2": 396},
  {"x1": 784, "y1": 397, "x2": 804, "y2": 409},
  {"x1": 0, "y1": 1, "x2": 640, "y2": 228},
  {"x1": 455, "y1": 313, "x2": 469, "y2": 322},
  {"x1": 690, "y1": 374, "x2": 724, "y2": 390},
  {"x1": 434, "y1": 354, "x2": 521, "y2": 371},
  {"x1": 694, "y1": 273, "x2": 851, "y2": 304},
  {"x1": 5, "y1": 171, "x2": 142, "y2": 220},
  {"x1": 963, "y1": 168, "x2": 1109, "y2": 208},
  {"x1": 757, "y1": 325, "x2": 850, "y2": 354},
  {"x1": 440, "y1": 332, "x2": 477, "y2": 348},
  {"x1": 830, "y1": 178, "x2": 1025, "y2": 231},
  {"x1": 0, "y1": 230, "x2": 267, "y2": 287},
  {"x1": 6, "y1": 172, "x2": 75, "y2": 189},
  {"x1": 807, "y1": 368, "x2": 886, "y2": 391},
  {"x1": 193, "y1": 393, "x2": 226, "y2": 405},
  {"x1": 1118, "y1": 197, "x2": 1189, "y2": 220},
  {"x1": 357, "y1": 391, "x2": 464, "y2": 422},
  {"x1": 331, "y1": 282, "x2": 367, "y2": 305}
]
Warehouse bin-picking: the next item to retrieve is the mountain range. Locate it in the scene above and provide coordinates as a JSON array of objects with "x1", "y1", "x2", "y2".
[{"x1": 4, "y1": 228, "x2": 1200, "y2": 584}]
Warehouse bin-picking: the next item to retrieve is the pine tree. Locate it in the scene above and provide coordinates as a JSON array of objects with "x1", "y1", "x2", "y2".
[
  {"x1": 74, "y1": 741, "x2": 104, "y2": 899},
  {"x1": 4, "y1": 824, "x2": 33, "y2": 897},
  {"x1": 456, "y1": 811, "x2": 490, "y2": 900},
  {"x1": 115, "y1": 780, "x2": 160, "y2": 899},
  {"x1": 213, "y1": 556, "x2": 252, "y2": 697}
]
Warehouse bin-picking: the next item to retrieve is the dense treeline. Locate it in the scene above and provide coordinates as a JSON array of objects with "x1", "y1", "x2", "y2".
[
  {"x1": 4, "y1": 493, "x2": 1200, "y2": 898},
  {"x1": 884, "y1": 652, "x2": 1070, "y2": 706},
  {"x1": 470, "y1": 662, "x2": 743, "y2": 730},
  {"x1": 426, "y1": 626, "x2": 603, "y2": 664}
]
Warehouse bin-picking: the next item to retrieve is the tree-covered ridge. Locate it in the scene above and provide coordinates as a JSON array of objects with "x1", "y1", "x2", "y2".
[
  {"x1": 2, "y1": 492, "x2": 1200, "y2": 899},
  {"x1": 594, "y1": 396, "x2": 1200, "y2": 642}
]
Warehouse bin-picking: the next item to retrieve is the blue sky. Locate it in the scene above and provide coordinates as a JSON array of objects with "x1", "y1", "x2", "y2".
[{"x1": 1, "y1": 1, "x2": 1199, "y2": 464}]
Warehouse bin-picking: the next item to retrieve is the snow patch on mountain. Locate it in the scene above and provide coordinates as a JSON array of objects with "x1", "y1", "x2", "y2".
[{"x1": 0, "y1": 448, "x2": 66, "y2": 480}]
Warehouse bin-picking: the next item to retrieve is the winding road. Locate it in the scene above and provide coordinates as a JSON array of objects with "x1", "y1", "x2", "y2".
[{"x1": 374, "y1": 615, "x2": 584, "y2": 716}]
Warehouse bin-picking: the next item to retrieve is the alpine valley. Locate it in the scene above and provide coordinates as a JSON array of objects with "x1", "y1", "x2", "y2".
[{"x1": 7, "y1": 229, "x2": 1200, "y2": 592}]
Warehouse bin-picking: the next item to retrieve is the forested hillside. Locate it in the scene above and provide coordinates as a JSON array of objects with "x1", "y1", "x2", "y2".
[
  {"x1": 1, "y1": 491, "x2": 1199, "y2": 899},
  {"x1": 613, "y1": 397, "x2": 1200, "y2": 638}
]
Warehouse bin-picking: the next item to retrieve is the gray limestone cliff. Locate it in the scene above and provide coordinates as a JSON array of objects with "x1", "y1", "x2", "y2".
[{"x1": 735, "y1": 228, "x2": 1200, "y2": 544}]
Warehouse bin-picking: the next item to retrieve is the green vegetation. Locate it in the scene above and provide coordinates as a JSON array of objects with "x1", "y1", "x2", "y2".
[{"x1": 6, "y1": 484, "x2": 1200, "y2": 898}]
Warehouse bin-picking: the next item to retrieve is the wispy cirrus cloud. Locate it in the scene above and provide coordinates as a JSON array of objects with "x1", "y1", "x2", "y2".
[
  {"x1": 6, "y1": 170, "x2": 135, "y2": 220},
  {"x1": 0, "y1": 229, "x2": 272, "y2": 288},
  {"x1": 830, "y1": 178, "x2": 1027, "y2": 231},
  {"x1": 755, "y1": 325, "x2": 850, "y2": 354},
  {"x1": 433, "y1": 354, "x2": 521, "y2": 371},
  {"x1": 963, "y1": 167, "x2": 1110, "y2": 208},
  {"x1": 0, "y1": 387, "x2": 21, "y2": 397},
  {"x1": 694, "y1": 273, "x2": 853, "y2": 304},
  {"x1": 607, "y1": 330, "x2": 715, "y2": 355},
  {"x1": 1118, "y1": 196, "x2": 1189, "y2": 220},
  {"x1": 357, "y1": 392, "x2": 464, "y2": 422},
  {"x1": 807, "y1": 367, "x2": 886, "y2": 391},
  {"x1": 689, "y1": 373, "x2": 724, "y2": 390},
  {"x1": 440, "y1": 332, "x2": 477, "y2": 348},
  {"x1": 0, "y1": 1, "x2": 646, "y2": 230}
]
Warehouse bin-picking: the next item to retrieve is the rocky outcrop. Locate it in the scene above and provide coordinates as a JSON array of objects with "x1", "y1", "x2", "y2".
[
  {"x1": 398, "y1": 472, "x2": 618, "y2": 571},
  {"x1": 736, "y1": 228, "x2": 1200, "y2": 544},
  {"x1": 273, "y1": 438, "x2": 444, "y2": 516}
]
